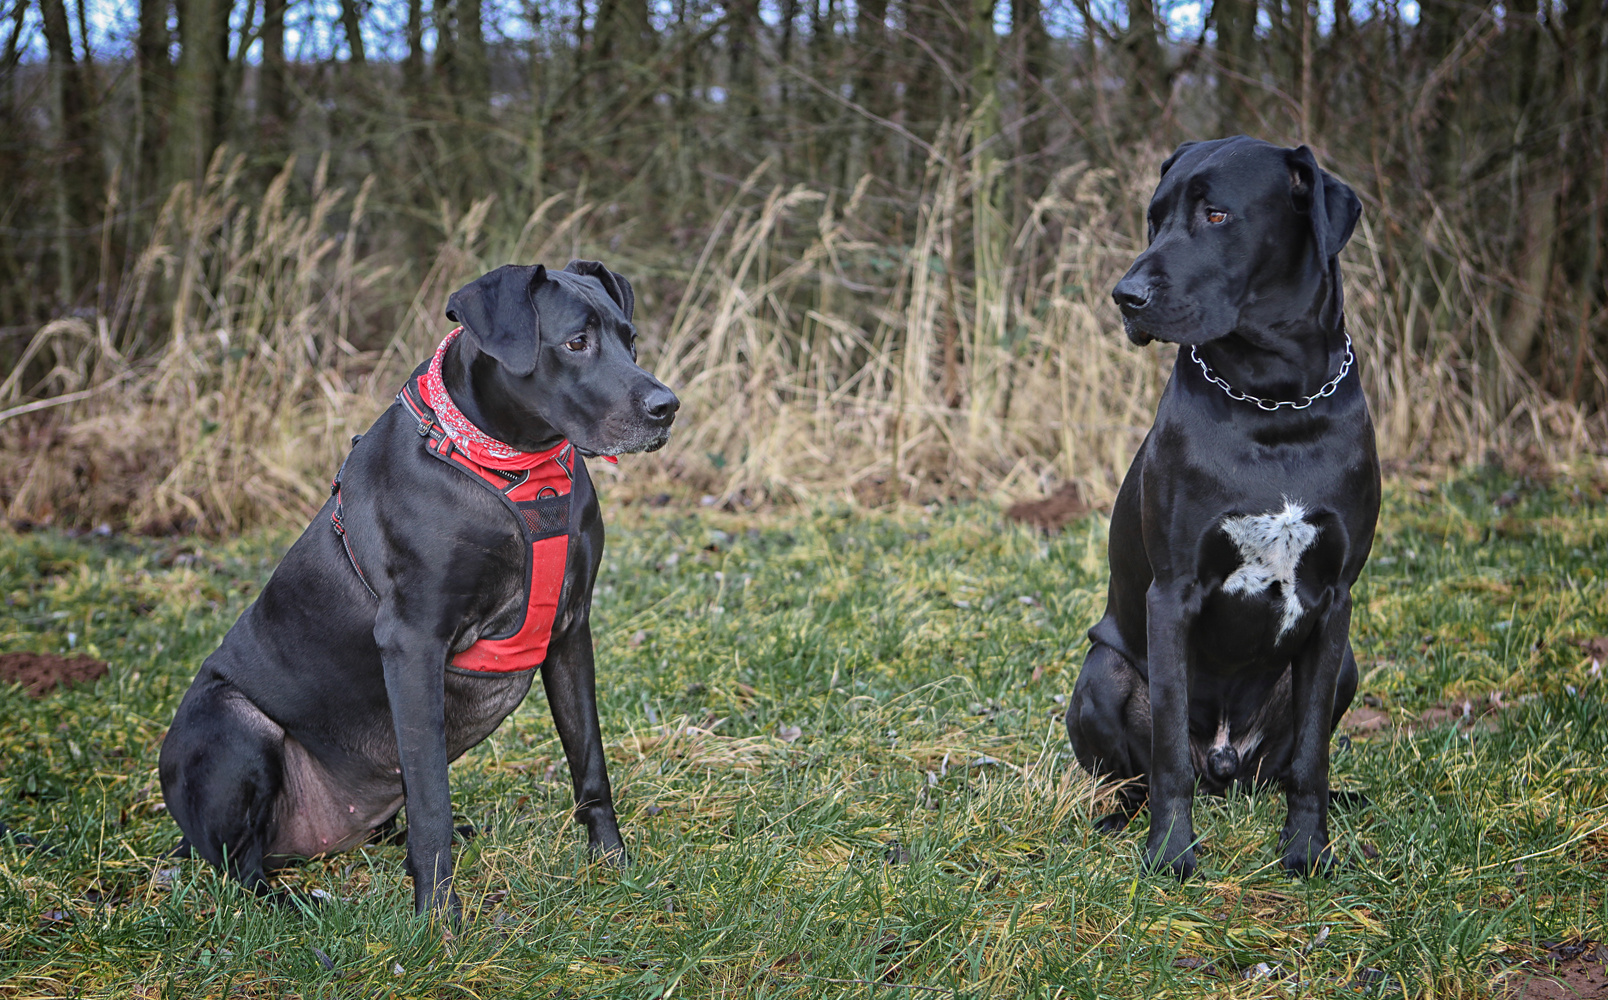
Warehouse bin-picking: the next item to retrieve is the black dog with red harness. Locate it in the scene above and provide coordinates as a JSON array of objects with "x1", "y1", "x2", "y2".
[{"x1": 159, "y1": 261, "x2": 677, "y2": 915}]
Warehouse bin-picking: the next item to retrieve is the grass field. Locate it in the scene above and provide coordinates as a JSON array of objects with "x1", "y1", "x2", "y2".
[{"x1": 2, "y1": 471, "x2": 1607, "y2": 999}]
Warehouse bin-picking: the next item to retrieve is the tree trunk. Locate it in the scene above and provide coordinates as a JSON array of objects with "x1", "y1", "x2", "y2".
[
  {"x1": 137, "y1": 0, "x2": 174, "y2": 201},
  {"x1": 259, "y1": 0, "x2": 287, "y2": 138},
  {"x1": 170, "y1": 0, "x2": 232, "y2": 185},
  {"x1": 1, "y1": 0, "x2": 24, "y2": 91},
  {"x1": 854, "y1": 0, "x2": 888, "y2": 115},
  {"x1": 404, "y1": 0, "x2": 425, "y2": 96},
  {"x1": 726, "y1": 0, "x2": 760, "y2": 124},
  {"x1": 1413, "y1": 0, "x2": 1463, "y2": 192},
  {"x1": 458, "y1": 0, "x2": 488, "y2": 114},
  {"x1": 778, "y1": 0, "x2": 797, "y2": 106},
  {"x1": 903, "y1": 0, "x2": 951, "y2": 133},
  {"x1": 1214, "y1": 0, "x2": 1258, "y2": 133},
  {"x1": 340, "y1": 0, "x2": 366, "y2": 63},
  {"x1": 970, "y1": 0, "x2": 997, "y2": 114},
  {"x1": 41, "y1": 0, "x2": 102, "y2": 304},
  {"x1": 1011, "y1": 0, "x2": 1049, "y2": 200},
  {"x1": 1123, "y1": 0, "x2": 1165, "y2": 127},
  {"x1": 433, "y1": 0, "x2": 458, "y2": 102}
]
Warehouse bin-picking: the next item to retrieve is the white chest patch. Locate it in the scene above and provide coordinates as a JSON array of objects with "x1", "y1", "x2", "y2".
[{"x1": 1220, "y1": 500, "x2": 1318, "y2": 639}]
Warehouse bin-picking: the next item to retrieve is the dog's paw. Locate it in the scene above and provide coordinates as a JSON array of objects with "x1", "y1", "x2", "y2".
[
  {"x1": 1278, "y1": 829, "x2": 1336, "y2": 877},
  {"x1": 413, "y1": 887, "x2": 464, "y2": 923},
  {"x1": 1094, "y1": 812, "x2": 1133, "y2": 835},
  {"x1": 590, "y1": 840, "x2": 628, "y2": 868},
  {"x1": 1144, "y1": 839, "x2": 1198, "y2": 881},
  {"x1": 1279, "y1": 850, "x2": 1336, "y2": 878}
]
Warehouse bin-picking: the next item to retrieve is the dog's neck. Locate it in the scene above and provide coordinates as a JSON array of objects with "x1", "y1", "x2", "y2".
[
  {"x1": 440, "y1": 338, "x2": 567, "y2": 453},
  {"x1": 1193, "y1": 262, "x2": 1348, "y2": 403},
  {"x1": 1191, "y1": 320, "x2": 1349, "y2": 403}
]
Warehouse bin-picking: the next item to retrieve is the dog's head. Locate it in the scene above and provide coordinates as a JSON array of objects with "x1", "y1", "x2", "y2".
[
  {"x1": 444, "y1": 261, "x2": 678, "y2": 455},
  {"x1": 1111, "y1": 136, "x2": 1361, "y2": 347}
]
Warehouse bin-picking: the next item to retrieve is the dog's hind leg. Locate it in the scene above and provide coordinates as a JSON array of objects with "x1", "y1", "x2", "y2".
[
  {"x1": 159, "y1": 673, "x2": 286, "y2": 894},
  {"x1": 1067, "y1": 642, "x2": 1152, "y2": 832}
]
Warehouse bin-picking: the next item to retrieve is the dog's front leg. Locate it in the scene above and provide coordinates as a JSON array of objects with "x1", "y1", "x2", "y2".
[
  {"x1": 1280, "y1": 592, "x2": 1350, "y2": 876},
  {"x1": 1145, "y1": 581, "x2": 1199, "y2": 880},
  {"x1": 542, "y1": 618, "x2": 625, "y2": 862},
  {"x1": 375, "y1": 610, "x2": 460, "y2": 917}
]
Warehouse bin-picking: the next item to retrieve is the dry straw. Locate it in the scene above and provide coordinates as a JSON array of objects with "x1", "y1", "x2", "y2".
[{"x1": 2, "y1": 138, "x2": 1601, "y2": 534}]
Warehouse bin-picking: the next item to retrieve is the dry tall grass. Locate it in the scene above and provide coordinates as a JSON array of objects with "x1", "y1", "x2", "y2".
[{"x1": 3, "y1": 138, "x2": 1603, "y2": 535}]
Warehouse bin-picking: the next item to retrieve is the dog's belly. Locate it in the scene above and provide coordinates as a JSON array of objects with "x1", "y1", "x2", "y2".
[
  {"x1": 266, "y1": 673, "x2": 533, "y2": 859},
  {"x1": 443, "y1": 670, "x2": 535, "y2": 760},
  {"x1": 272, "y1": 735, "x2": 405, "y2": 859}
]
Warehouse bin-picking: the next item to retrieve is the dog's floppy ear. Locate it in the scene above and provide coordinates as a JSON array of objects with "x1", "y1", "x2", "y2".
[
  {"x1": 445, "y1": 264, "x2": 547, "y2": 377},
  {"x1": 1158, "y1": 141, "x2": 1200, "y2": 179},
  {"x1": 564, "y1": 259, "x2": 635, "y2": 321},
  {"x1": 1287, "y1": 146, "x2": 1361, "y2": 259}
]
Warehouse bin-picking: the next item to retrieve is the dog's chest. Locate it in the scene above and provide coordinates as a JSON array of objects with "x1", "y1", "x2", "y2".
[{"x1": 1217, "y1": 500, "x2": 1318, "y2": 639}]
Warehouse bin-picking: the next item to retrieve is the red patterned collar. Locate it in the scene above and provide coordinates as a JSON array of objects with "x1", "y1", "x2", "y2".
[{"x1": 417, "y1": 328, "x2": 573, "y2": 472}]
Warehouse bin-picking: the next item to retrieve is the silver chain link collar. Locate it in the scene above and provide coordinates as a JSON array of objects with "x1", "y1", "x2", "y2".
[{"x1": 1189, "y1": 332, "x2": 1354, "y2": 411}]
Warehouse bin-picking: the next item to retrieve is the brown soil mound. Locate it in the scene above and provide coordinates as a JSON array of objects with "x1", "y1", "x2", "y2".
[
  {"x1": 0, "y1": 652, "x2": 109, "y2": 697},
  {"x1": 1506, "y1": 943, "x2": 1608, "y2": 999},
  {"x1": 1005, "y1": 483, "x2": 1091, "y2": 533}
]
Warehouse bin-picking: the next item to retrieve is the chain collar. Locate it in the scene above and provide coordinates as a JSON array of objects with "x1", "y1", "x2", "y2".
[{"x1": 1189, "y1": 332, "x2": 1354, "y2": 411}]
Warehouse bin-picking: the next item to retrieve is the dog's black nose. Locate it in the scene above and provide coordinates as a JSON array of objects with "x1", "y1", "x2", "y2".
[
  {"x1": 1112, "y1": 278, "x2": 1152, "y2": 312},
  {"x1": 642, "y1": 387, "x2": 679, "y2": 424}
]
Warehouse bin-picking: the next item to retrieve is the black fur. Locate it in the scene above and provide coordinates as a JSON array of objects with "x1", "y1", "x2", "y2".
[
  {"x1": 1067, "y1": 137, "x2": 1376, "y2": 879},
  {"x1": 160, "y1": 261, "x2": 678, "y2": 915}
]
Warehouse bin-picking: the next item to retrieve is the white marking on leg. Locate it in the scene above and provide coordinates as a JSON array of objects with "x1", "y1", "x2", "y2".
[{"x1": 1221, "y1": 499, "x2": 1318, "y2": 639}]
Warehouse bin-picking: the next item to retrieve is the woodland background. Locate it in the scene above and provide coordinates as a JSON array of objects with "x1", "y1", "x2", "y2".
[{"x1": 0, "y1": 0, "x2": 1605, "y2": 533}]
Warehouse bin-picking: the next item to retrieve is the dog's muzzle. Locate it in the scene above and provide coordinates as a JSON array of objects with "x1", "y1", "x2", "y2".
[
  {"x1": 1113, "y1": 276, "x2": 1158, "y2": 345},
  {"x1": 587, "y1": 386, "x2": 679, "y2": 456}
]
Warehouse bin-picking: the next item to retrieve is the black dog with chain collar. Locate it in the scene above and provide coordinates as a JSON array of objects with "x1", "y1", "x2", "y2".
[{"x1": 1065, "y1": 136, "x2": 1376, "y2": 879}]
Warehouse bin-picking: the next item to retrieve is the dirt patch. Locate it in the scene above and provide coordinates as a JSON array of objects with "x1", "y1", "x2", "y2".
[
  {"x1": 1504, "y1": 943, "x2": 1608, "y2": 999},
  {"x1": 1005, "y1": 483, "x2": 1091, "y2": 533},
  {"x1": 1410, "y1": 694, "x2": 1506, "y2": 734},
  {"x1": 0, "y1": 652, "x2": 109, "y2": 697},
  {"x1": 1341, "y1": 693, "x2": 1515, "y2": 736},
  {"x1": 1580, "y1": 636, "x2": 1608, "y2": 672},
  {"x1": 1342, "y1": 705, "x2": 1392, "y2": 732}
]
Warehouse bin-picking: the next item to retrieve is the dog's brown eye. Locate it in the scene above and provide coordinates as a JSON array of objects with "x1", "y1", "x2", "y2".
[
  {"x1": 1206, "y1": 210, "x2": 1229, "y2": 225},
  {"x1": 566, "y1": 337, "x2": 587, "y2": 352}
]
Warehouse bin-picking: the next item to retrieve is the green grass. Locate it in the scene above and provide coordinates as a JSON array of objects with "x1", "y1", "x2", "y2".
[{"x1": 2, "y1": 473, "x2": 1607, "y2": 998}]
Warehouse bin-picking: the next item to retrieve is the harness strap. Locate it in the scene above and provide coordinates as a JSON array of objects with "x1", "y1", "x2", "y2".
[
  {"x1": 398, "y1": 378, "x2": 577, "y2": 491},
  {"x1": 330, "y1": 435, "x2": 378, "y2": 600},
  {"x1": 331, "y1": 378, "x2": 578, "y2": 613}
]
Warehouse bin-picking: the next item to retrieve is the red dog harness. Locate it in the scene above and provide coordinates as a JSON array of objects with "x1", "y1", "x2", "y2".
[{"x1": 333, "y1": 328, "x2": 608, "y2": 675}]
